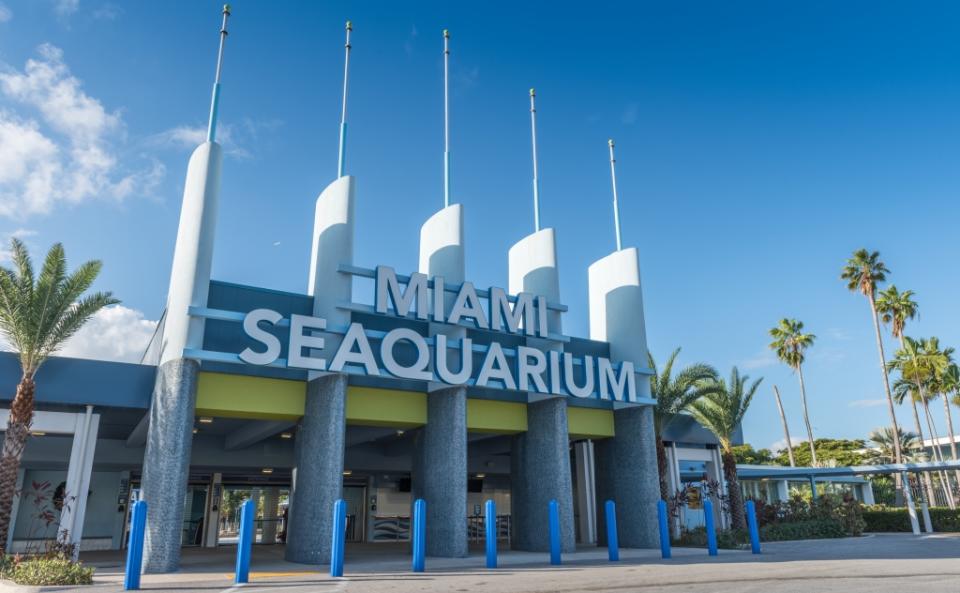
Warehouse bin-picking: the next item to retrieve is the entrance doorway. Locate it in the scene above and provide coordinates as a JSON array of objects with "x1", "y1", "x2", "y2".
[{"x1": 182, "y1": 485, "x2": 208, "y2": 546}]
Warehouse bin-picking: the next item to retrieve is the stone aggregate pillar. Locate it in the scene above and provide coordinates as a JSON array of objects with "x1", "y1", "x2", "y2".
[
  {"x1": 595, "y1": 405, "x2": 659, "y2": 548},
  {"x1": 141, "y1": 359, "x2": 199, "y2": 573},
  {"x1": 413, "y1": 386, "x2": 468, "y2": 557},
  {"x1": 285, "y1": 373, "x2": 347, "y2": 564},
  {"x1": 510, "y1": 398, "x2": 575, "y2": 553}
]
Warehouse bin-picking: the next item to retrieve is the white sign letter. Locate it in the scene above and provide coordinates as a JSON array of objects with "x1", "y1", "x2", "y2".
[
  {"x1": 381, "y1": 328, "x2": 432, "y2": 381},
  {"x1": 489, "y1": 287, "x2": 535, "y2": 335},
  {"x1": 563, "y1": 352, "x2": 595, "y2": 398},
  {"x1": 476, "y1": 342, "x2": 517, "y2": 390},
  {"x1": 435, "y1": 334, "x2": 472, "y2": 384},
  {"x1": 329, "y1": 323, "x2": 380, "y2": 375},
  {"x1": 517, "y1": 346, "x2": 548, "y2": 393},
  {"x1": 288, "y1": 314, "x2": 327, "y2": 371},
  {"x1": 239, "y1": 309, "x2": 282, "y2": 365},
  {"x1": 448, "y1": 282, "x2": 489, "y2": 329},
  {"x1": 598, "y1": 358, "x2": 636, "y2": 402},
  {"x1": 375, "y1": 266, "x2": 429, "y2": 320}
]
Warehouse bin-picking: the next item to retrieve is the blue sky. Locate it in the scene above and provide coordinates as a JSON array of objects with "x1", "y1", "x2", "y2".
[{"x1": 1, "y1": 0, "x2": 959, "y2": 452}]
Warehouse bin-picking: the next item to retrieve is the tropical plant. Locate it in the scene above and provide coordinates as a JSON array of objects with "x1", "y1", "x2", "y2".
[
  {"x1": 689, "y1": 366, "x2": 761, "y2": 529},
  {"x1": 864, "y1": 427, "x2": 925, "y2": 465},
  {"x1": 648, "y1": 349, "x2": 720, "y2": 501},
  {"x1": 769, "y1": 318, "x2": 818, "y2": 465},
  {"x1": 0, "y1": 239, "x2": 117, "y2": 552},
  {"x1": 875, "y1": 286, "x2": 939, "y2": 504},
  {"x1": 841, "y1": 249, "x2": 902, "y2": 464},
  {"x1": 775, "y1": 438, "x2": 867, "y2": 468}
]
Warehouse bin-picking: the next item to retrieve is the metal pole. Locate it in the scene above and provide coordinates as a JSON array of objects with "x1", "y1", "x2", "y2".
[
  {"x1": 234, "y1": 498, "x2": 255, "y2": 584},
  {"x1": 529, "y1": 88, "x2": 541, "y2": 232},
  {"x1": 330, "y1": 499, "x2": 346, "y2": 577},
  {"x1": 548, "y1": 499, "x2": 561, "y2": 565},
  {"x1": 123, "y1": 500, "x2": 147, "y2": 590},
  {"x1": 657, "y1": 500, "x2": 671, "y2": 559},
  {"x1": 412, "y1": 498, "x2": 426, "y2": 572},
  {"x1": 485, "y1": 499, "x2": 497, "y2": 568},
  {"x1": 745, "y1": 500, "x2": 761, "y2": 554},
  {"x1": 443, "y1": 29, "x2": 451, "y2": 208},
  {"x1": 206, "y1": 5, "x2": 231, "y2": 143},
  {"x1": 607, "y1": 139, "x2": 623, "y2": 251},
  {"x1": 337, "y1": 21, "x2": 353, "y2": 178},
  {"x1": 703, "y1": 498, "x2": 718, "y2": 556},
  {"x1": 604, "y1": 500, "x2": 619, "y2": 561}
]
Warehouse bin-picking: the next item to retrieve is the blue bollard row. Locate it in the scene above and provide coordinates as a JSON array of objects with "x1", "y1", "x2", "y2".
[
  {"x1": 746, "y1": 500, "x2": 761, "y2": 554},
  {"x1": 123, "y1": 500, "x2": 147, "y2": 591},
  {"x1": 234, "y1": 498, "x2": 255, "y2": 584},
  {"x1": 412, "y1": 498, "x2": 426, "y2": 572},
  {"x1": 605, "y1": 500, "x2": 619, "y2": 561},
  {"x1": 704, "y1": 499, "x2": 718, "y2": 556},
  {"x1": 657, "y1": 499, "x2": 671, "y2": 559},
  {"x1": 548, "y1": 499, "x2": 561, "y2": 565},
  {"x1": 485, "y1": 499, "x2": 497, "y2": 569},
  {"x1": 331, "y1": 499, "x2": 347, "y2": 577}
]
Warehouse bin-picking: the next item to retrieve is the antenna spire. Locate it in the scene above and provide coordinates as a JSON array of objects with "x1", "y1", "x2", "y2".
[
  {"x1": 443, "y1": 29, "x2": 451, "y2": 208},
  {"x1": 529, "y1": 88, "x2": 541, "y2": 232},
  {"x1": 206, "y1": 4, "x2": 231, "y2": 143},
  {"x1": 608, "y1": 139, "x2": 623, "y2": 251},
  {"x1": 337, "y1": 20, "x2": 353, "y2": 178}
]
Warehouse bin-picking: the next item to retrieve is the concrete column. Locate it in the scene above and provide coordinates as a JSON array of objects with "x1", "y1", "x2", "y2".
[
  {"x1": 510, "y1": 398, "x2": 575, "y2": 553},
  {"x1": 862, "y1": 481, "x2": 876, "y2": 505},
  {"x1": 202, "y1": 472, "x2": 222, "y2": 547},
  {"x1": 573, "y1": 440, "x2": 596, "y2": 545},
  {"x1": 595, "y1": 406, "x2": 659, "y2": 549},
  {"x1": 285, "y1": 374, "x2": 347, "y2": 564},
  {"x1": 413, "y1": 387, "x2": 467, "y2": 557},
  {"x1": 141, "y1": 359, "x2": 199, "y2": 572},
  {"x1": 261, "y1": 488, "x2": 279, "y2": 544},
  {"x1": 59, "y1": 406, "x2": 99, "y2": 557},
  {"x1": 776, "y1": 479, "x2": 789, "y2": 502},
  {"x1": 111, "y1": 471, "x2": 131, "y2": 550}
]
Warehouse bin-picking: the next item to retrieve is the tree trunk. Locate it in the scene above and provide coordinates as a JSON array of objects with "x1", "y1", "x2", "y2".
[
  {"x1": 910, "y1": 398, "x2": 938, "y2": 505},
  {"x1": 0, "y1": 376, "x2": 36, "y2": 553},
  {"x1": 923, "y1": 399, "x2": 956, "y2": 509},
  {"x1": 772, "y1": 385, "x2": 796, "y2": 467},
  {"x1": 795, "y1": 366, "x2": 817, "y2": 466},
  {"x1": 656, "y1": 435, "x2": 670, "y2": 502},
  {"x1": 868, "y1": 292, "x2": 903, "y2": 464},
  {"x1": 721, "y1": 449, "x2": 746, "y2": 530},
  {"x1": 940, "y1": 395, "x2": 960, "y2": 490}
]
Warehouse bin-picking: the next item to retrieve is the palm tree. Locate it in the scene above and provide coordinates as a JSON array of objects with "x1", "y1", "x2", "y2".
[
  {"x1": 690, "y1": 367, "x2": 761, "y2": 529},
  {"x1": 649, "y1": 348, "x2": 720, "y2": 501},
  {"x1": 768, "y1": 318, "x2": 817, "y2": 465},
  {"x1": 922, "y1": 341, "x2": 960, "y2": 488},
  {"x1": 841, "y1": 249, "x2": 902, "y2": 464},
  {"x1": 771, "y1": 385, "x2": 796, "y2": 466},
  {"x1": 865, "y1": 427, "x2": 925, "y2": 465},
  {"x1": 875, "y1": 286, "x2": 937, "y2": 502},
  {"x1": 0, "y1": 239, "x2": 117, "y2": 551}
]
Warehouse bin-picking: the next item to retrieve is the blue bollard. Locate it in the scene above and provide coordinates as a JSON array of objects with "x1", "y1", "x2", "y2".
[
  {"x1": 548, "y1": 499, "x2": 561, "y2": 565},
  {"x1": 330, "y1": 499, "x2": 346, "y2": 577},
  {"x1": 746, "y1": 500, "x2": 761, "y2": 554},
  {"x1": 123, "y1": 500, "x2": 147, "y2": 590},
  {"x1": 235, "y1": 498, "x2": 255, "y2": 584},
  {"x1": 412, "y1": 498, "x2": 426, "y2": 572},
  {"x1": 657, "y1": 500, "x2": 671, "y2": 559},
  {"x1": 604, "y1": 500, "x2": 619, "y2": 561},
  {"x1": 485, "y1": 499, "x2": 497, "y2": 569},
  {"x1": 704, "y1": 499, "x2": 718, "y2": 556}
]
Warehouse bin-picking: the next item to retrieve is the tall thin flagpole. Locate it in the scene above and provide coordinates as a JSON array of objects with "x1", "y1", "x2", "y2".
[
  {"x1": 608, "y1": 138, "x2": 623, "y2": 251},
  {"x1": 337, "y1": 21, "x2": 353, "y2": 178},
  {"x1": 443, "y1": 29, "x2": 451, "y2": 208},
  {"x1": 206, "y1": 4, "x2": 231, "y2": 143},
  {"x1": 529, "y1": 88, "x2": 541, "y2": 233}
]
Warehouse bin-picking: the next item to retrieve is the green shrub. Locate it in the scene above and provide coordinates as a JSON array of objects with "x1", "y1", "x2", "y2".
[
  {"x1": 9, "y1": 556, "x2": 94, "y2": 586},
  {"x1": 863, "y1": 506, "x2": 960, "y2": 532}
]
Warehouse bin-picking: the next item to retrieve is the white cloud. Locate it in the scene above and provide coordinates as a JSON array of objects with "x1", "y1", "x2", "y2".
[
  {"x1": 91, "y1": 3, "x2": 119, "y2": 20},
  {"x1": 740, "y1": 350, "x2": 778, "y2": 370},
  {"x1": 0, "y1": 44, "x2": 160, "y2": 218},
  {"x1": 54, "y1": 0, "x2": 79, "y2": 18},
  {"x1": 848, "y1": 398, "x2": 886, "y2": 409},
  {"x1": 148, "y1": 117, "x2": 282, "y2": 160},
  {"x1": 57, "y1": 305, "x2": 158, "y2": 363},
  {"x1": 769, "y1": 436, "x2": 807, "y2": 452},
  {"x1": 0, "y1": 3, "x2": 12, "y2": 23}
]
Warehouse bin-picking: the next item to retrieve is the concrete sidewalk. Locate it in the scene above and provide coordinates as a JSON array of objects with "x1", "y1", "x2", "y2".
[{"x1": 56, "y1": 533, "x2": 960, "y2": 593}]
